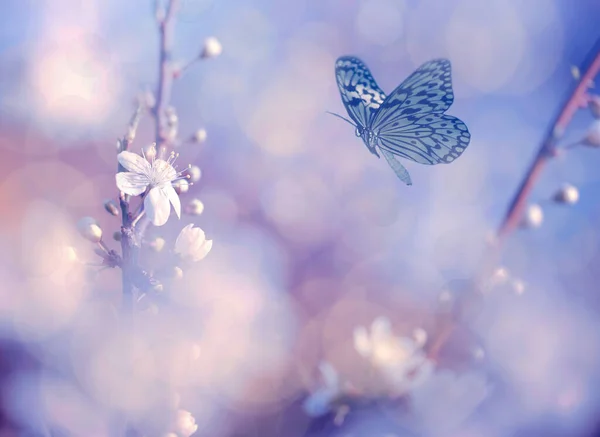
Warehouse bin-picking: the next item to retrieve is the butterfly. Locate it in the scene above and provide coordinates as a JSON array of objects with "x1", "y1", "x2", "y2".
[{"x1": 331, "y1": 56, "x2": 471, "y2": 186}]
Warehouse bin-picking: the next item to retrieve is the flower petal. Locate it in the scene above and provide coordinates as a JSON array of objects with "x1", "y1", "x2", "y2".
[
  {"x1": 175, "y1": 224, "x2": 195, "y2": 255},
  {"x1": 118, "y1": 151, "x2": 151, "y2": 174},
  {"x1": 145, "y1": 187, "x2": 171, "y2": 226},
  {"x1": 191, "y1": 239, "x2": 212, "y2": 262},
  {"x1": 163, "y1": 184, "x2": 181, "y2": 219},
  {"x1": 116, "y1": 172, "x2": 149, "y2": 196}
]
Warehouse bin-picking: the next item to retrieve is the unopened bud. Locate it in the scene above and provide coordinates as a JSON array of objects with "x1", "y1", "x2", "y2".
[
  {"x1": 187, "y1": 165, "x2": 202, "y2": 183},
  {"x1": 173, "y1": 179, "x2": 190, "y2": 195},
  {"x1": 148, "y1": 237, "x2": 166, "y2": 252},
  {"x1": 185, "y1": 198, "x2": 204, "y2": 216},
  {"x1": 104, "y1": 199, "x2": 120, "y2": 216},
  {"x1": 113, "y1": 231, "x2": 122, "y2": 242},
  {"x1": 553, "y1": 184, "x2": 579, "y2": 205},
  {"x1": 193, "y1": 128, "x2": 207, "y2": 144},
  {"x1": 521, "y1": 204, "x2": 543, "y2": 229},
  {"x1": 583, "y1": 119, "x2": 600, "y2": 147},
  {"x1": 165, "y1": 106, "x2": 178, "y2": 125},
  {"x1": 173, "y1": 266, "x2": 184, "y2": 280},
  {"x1": 200, "y1": 37, "x2": 222, "y2": 59},
  {"x1": 77, "y1": 217, "x2": 103, "y2": 243},
  {"x1": 571, "y1": 65, "x2": 581, "y2": 81},
  {"x1": 589, "y1": 95, "x2": 600, "y2": 119}
]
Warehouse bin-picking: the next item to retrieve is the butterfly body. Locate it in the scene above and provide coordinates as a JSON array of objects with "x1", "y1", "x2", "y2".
[{"x1": 333, "y1": 56, "x2": 471, "y2": 185}]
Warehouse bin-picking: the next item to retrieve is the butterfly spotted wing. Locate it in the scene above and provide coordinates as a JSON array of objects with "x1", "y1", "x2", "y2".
[
  {"x1": 334, "y1": 56, "x2": 386, "y2": 130},
  {"x1": 371, "y1": 59, "x2": 471, "y2": 165}
]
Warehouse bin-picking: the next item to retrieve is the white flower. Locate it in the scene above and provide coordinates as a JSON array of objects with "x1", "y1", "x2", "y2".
[
  {"x1": 116, "y1": 149, "x2": 183, "y2": 226},
  {"x1": 521, "y1": 204, "x2": 543, "y2": 229},
  {"x1": 175, "y1": 224, "x2": 213, "y2": 262},
  {"x1": 353, "y1": 317, "x2": 433, "y2": 393},
  {"x1": 172, "y1": 409, "x2": 198, "y2": 437},
  {"x1": 77, "y1": 217, "x2": 102, "y2": 243},
  {"x1": 303, "y1": 361, "x2": 342, "y2": 417},
  {"x1": 553, "y1": 184, "x2": 579, "y2": 205},
  {"x1": 201, "y1": 37, "x2": 222, "y2": 59}
]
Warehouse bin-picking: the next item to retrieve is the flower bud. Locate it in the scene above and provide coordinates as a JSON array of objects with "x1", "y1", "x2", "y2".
[
  {"x1": 173, "y1": 179, "x2": 190, "y2": 195},
  {"x1": 553, "y1": 184, "x2": 579, "y2": 205},
  {"x1": 512, "y1": 279, "x2": 525, "y2": 295},
  {"x1": 148, "y1": 237, "x2": 166, "y2": 253},
  {"x1": 193, "y1": 128, "x2": 207, "y2": 144},
  {"x1": 412, "y1": 328, "x2": 427, "y2": 347},
  {"x1": 583, "y1": 119, "x2": 600, "y2": 147},
  {"x1": 172, "y1": 410, "x2": 198, "y2": 437},
  {"x1": 589, "y1": 95, "x2": 600, "y2": 118},
  {"x1": 104, "y1": 199, "x2": 120, "y2": 216},
  {"x1": 187, "y1": 165, "x2": 202, "y2": 183},
  {"x1": 175, "y1": 224, "x2": 213, "y2": 262},
  {"x1": 173, "y1": 266, "x2": 184, "y2": 280},
  {"x1": 200, "y1": 37, "x2": 222, "y2": 59},
  {"x1": 571, "y1": 65, "x2": 581, "y2": 81},
  {"x1": 77, "y1": 217, "x2": 103, "y2": 243},
  {"x1": 521, "y1": 204, "x2": 543, "y2": 229},
  {"x1": 185, "y1": 198, "x2": 204, "y2": 216},
  {"x1": 113, "y1": 231, "x2": 122, "y2": 241}
]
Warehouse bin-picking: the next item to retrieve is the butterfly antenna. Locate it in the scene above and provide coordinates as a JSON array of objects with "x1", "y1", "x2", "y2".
[{"x1": 325, "y1": 111, "x2": 356, "y2": 127}]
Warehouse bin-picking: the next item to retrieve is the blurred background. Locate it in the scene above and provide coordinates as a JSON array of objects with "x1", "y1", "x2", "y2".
[{"x1": 1, "y1": 0, "x2": 600, "y2": 436}]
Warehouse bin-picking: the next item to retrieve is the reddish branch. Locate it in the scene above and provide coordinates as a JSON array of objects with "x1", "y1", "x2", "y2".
[{"x1": 496, "y1": 38, "x2": 600, "y2": 241}]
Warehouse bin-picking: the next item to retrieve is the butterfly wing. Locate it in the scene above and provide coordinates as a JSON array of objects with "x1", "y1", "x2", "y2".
[
  {"x1": 335, "y1": 56, "x2": 387, "y2": 130},
  {"x1": 371, "y1": 59, "x2": 471, "y2": 165},
  {"x1": 380, "y1": 149, "x2": 413, "y2": 186}
]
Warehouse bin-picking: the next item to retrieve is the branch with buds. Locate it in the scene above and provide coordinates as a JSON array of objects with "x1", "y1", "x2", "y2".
[{"x1": 73, "y1": 1, "x2": 220, "y2": 435}]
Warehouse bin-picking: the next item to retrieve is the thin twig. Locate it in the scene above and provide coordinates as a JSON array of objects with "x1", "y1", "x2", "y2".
[{"x1": 154, "y1": 0, "x2": 180, "y2": 151}]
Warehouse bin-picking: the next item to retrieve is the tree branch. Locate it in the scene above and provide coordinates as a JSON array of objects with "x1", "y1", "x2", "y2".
[{"x1": 154, "y1": 0, "x2": 180, "y2": 151}]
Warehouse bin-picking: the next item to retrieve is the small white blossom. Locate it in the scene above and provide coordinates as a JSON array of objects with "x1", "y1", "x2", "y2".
[
  {"x1": 185, "y1": 198, "x2": 205, "y2": 216},
  {"x1": 200, "y1": 37, "x2": 222, "y2": 59},
  {"x1": 187, "y1": 165, "x2": 202, "y2": 182},
  {"x1": 172, "y1": 409, "x2": 198, "y2": 437},
  {"x1": 521, "y1": 204, "x2": 543, "y2": 229},
  {"x1": 175, "y1": 224, "x2": 213, "y2": 262},
  {"x1": 553, "y1": 184, "x2": 579, "y2": 205},
  {"x1": 77, "y1": 217, "x2": 103, "y2": 243},
  {"x1": 116, "y1": 148, "x2": 184, "y2": 226},
  {"x1": 193, "y1": 128, "x2": 207, "y2": 144},
  {"x1": 303, "y1": 362, "x2": 342, "y2": 417},
  {"x1": 353, "y1": 317, "x2": 433, "y2": 393}
]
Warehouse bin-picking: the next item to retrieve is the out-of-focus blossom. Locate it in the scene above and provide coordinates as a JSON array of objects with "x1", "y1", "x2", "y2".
[
  {"x1": 353, "y1": 317, "x2": 433, "y2": 393},
  {"x1": 201, "y1": 37, "x2": 222, "y2": 59},
  {"x1": 185, "y1": 198, "x2": 205, "y2": 216},
  {"x1": 171, "y1": 409, "x2": 198, "y2": 437},
  {"x1": 553, "y1": 184, "x2": 579, "y2": 205},
  {"x1": 521, "y1": 204, "x2": 543, "y2": 229},
  {"x1": 571, "y1": 65, "x2": 581, "y2": 81},
  {"x1": 302, "y1": 361, "x2": 342, "y2": 417},
  {"x1": 411, "y1": 370, "x2": 490, "y2": 433},
  {"x1": 103, "y1": 199, "x2": 120, "y2": 216},
  {"x1": 175, "y1": 224, "x2": 213, "y2": 262},
  {"x1": 173, "y1": 266, "x2": 184, "y2": 280},
  {"x1": 76, "y1": 217, "x2": 102, "y2": 243},
  {"x1": 489, "y1": 266, "x2": 510, "y2": 288},
  {"x1": 193, "y1": 128, "x2": 207, "y2": 144},
  {"x1": 116, "y1": 149, "x2": 183, "y2": 226}
]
